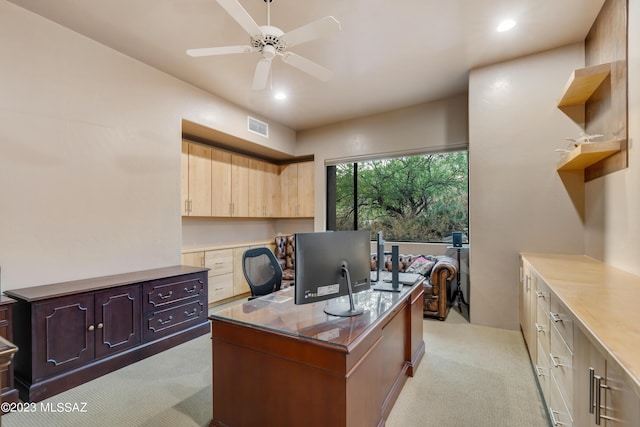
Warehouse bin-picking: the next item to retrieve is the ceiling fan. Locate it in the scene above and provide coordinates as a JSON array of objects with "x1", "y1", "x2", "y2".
[{"x1": 187, "y1": 0, "x2": 341, "y2": 90}]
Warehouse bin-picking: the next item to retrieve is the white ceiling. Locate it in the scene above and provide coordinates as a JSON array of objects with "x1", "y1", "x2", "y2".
[{"x1": 9, "y1": 0, "x2": 605, "y2": 131}]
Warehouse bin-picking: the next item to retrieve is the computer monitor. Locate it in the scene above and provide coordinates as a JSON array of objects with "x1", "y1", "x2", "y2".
[{"x1": 294, "y1": 230, "x2": 371, "y2": 317}]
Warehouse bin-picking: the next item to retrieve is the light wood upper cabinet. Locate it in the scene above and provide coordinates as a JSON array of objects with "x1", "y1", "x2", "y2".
[
  {"x1": 249, "y1": 159, "x2": 280, "y2": 217},
  {"x1": 231, "y1": 155, "x2": 250, "y2": 217},
  {"x1": 211, "y1": 149, "x2": 232, "y2": 216},
  {"x1": 181, "y1": 143, "x2": 312, "y2": 219},
  {"x1": 280, "y1": 161, "x2": 314, "y2": 217},
  {"x1": 183, "y1": 141, "x2": 212, "y2": 217}
]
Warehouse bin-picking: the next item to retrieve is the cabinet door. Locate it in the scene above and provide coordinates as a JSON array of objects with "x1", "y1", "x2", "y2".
[
  {"x1": 297, "y1": 161, "x2": 315, "y2": 217},
  {"x1": 233, "y1": 247, "x2": 250, "y2": 296},
  {"x1": 231, "y1": 155, "x2": 249, "y2": 217},
  {"x1": 519, "y1": 261, "x2": 534, "y2": 358},
  {"x1": 94, "y1": 285, "x2": 141, "y2": 359},
  {"x1": 280, "y1": 163, "x2": 298, "y2": 217},
  {"x1": 248, "y1": 158, "x2": 266, "y2": 217},
  {"x1": 264, "y1": 162, "x2": 280, "y2": 217},
  {"x1": 182, "y1": 251, "x2": 205, "y2": 268},
  {"x1": 211, "y1": 148, "x2": 232, "y2": 216},
  {"x1": 573, "y1": 326, "x2": 605, "y2": 427},
  {"x1": 181, "y1": 141, "x2": 190, "y2": 216},
  {"x1": 603, "y1": 359, "x2": 640, "y2": 426},
  {"x1": 187, "y1": 142, "x2": 212, "y2": 216},
  {"x1": 33, "y1": 294, "x2": 95, "y2": 380}
]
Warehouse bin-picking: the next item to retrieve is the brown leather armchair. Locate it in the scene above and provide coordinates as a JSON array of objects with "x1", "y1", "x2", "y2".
[{"x1": 274, "y1": 235, "x2": 295, "y2": 288}]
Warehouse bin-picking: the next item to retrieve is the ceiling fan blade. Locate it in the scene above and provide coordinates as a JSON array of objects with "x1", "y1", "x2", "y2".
[
  {"x1": 186, "y1": 45, "x2": 252, "y2": 57},
  {"x1": 216, "y1": 0, "x2": 263, "y2": 38},
  {"x1": 281, "y1": 52, "x2": 333, "y2": 82},
  {"x1": 280, "y1": 16, "x2": 341, "y2": 48},
  {"x1": 252, "y1": 59, "x2": 272, "y2": 90}
]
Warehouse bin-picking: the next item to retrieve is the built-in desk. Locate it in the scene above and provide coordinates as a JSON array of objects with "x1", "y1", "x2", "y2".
[{"x1": 208, "y1": 282, "x2": 425, "y2": 427}]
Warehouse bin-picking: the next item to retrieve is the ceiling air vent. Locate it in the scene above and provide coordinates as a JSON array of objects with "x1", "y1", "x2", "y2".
[{"x1": 247, "y1": 116, "x2": 269, "y2": 138}]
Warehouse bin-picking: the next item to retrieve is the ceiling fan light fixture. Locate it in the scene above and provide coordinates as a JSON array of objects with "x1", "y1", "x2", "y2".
[
  {"x1": 496, "y1": 19, "x2": 516, "y2": 32},
  {"x1": 274, "y1": 91, "x2": 287, "y2": 100}
]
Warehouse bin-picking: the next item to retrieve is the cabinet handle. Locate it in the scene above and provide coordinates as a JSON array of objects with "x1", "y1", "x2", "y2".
[
  {"x1": 589, "y1": 368, "x2": 596, "y2": 414},
  {"x1": 548, "y1": 408, "x2": 565, "y2": 426},
  {"x1": 184, "y1": 285, "x2": 197, "y2": 294},
  {"x1": 88, "y1": 325, "x2": 95, "y2": 331},
  {"x1": 549, "y1": 353, "x2": 566, "y2": 368},
  {"x1": 97, "y1": 323, "x2": 103, "y2": 329},
  {"x1": 158, "y1": 290, "x2": 173, "y2": 300},
  {"x1": 535, "y1": 323, "x2": 545, "y2": 333},
  {"x1": 535, "y1": 291, "x2": 546, "y2": 298},
  {"x1": 184, "y1": 200, "x2": 189, "y2": 213},
  {"x1": 549, "y1": 312, "x2": 562, "y2": 323},
  {"x1": 158, "y1": 315, "x2": 173, "y2": 325},
  {"x1": 593, "y1": 374, "x2": 612, "y2": 425},
  {"x1": 535, "y1": 365, "x2": 545, "y2": 377},
  {"x1": 184, "y1": 308, "x2": 198, "y2": 317}
]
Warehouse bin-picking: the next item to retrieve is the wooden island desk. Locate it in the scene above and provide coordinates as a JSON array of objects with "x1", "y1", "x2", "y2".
[{"x1": 208, "y1": 281, "x2": 425, "y2": 427}]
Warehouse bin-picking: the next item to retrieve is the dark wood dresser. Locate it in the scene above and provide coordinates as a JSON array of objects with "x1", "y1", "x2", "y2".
[{"x1": 5, "y1": 265, "x2": 209, "y2": 402}]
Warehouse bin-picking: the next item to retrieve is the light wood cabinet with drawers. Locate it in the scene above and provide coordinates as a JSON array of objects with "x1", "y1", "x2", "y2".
[{"x1": 520, "y1": 253, "x2": 640, "y2": 427}]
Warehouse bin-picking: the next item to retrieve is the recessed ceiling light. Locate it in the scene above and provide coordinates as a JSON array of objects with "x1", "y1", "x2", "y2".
[
  {"x1": 274, "y1": 91, "x2": 287, "y2": 100},
  {"x1": 496, "y1": 19, "x2": 516, "y2": 32}
]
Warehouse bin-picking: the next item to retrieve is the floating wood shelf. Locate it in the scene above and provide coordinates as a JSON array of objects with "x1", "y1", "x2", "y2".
[
  {"x1": 557, "y1": 63, "x2": 611, "y2": 108},
  {"x1": 557, "y1": 140, "x2": 622, "y2": 171}
]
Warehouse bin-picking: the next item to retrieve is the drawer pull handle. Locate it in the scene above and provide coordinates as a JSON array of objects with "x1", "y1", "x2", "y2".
[
  {"x1": 535, "y1": 291, "x2": 546, "y2": 298},
  {"x1": 535, "y1": 365, "x2": 545, "y2": 377},
  {"x1": 548, "y1": 408, "x2": 566, "y2": 426},
  {"x1": 535, "y1": 323, "x2": 544, "y2": 333},
  {"x1": 184, "y1": 308, "x2": 198, "y2": 317},
  {"x1": 549, "y1": 353, "x2": 567, "y2": 368},
  {"x1": 158, "y1": 315, "x2": 173, "y2": 325},
  {"x1": 158, "y1": 291, "x2": 173, "y2": 300},
  {"x1": 184, "y1": 285, "x2": 197, "y2": 294},
  {"x1": 549, "y1": 312, "x2": 562, "y2": 323},
  {"x1": 589, "y1": 368, "x2": 595, "y2": 414},
  {"x1": 593, "y1": 374, "x2": 612, "y2": 425}
]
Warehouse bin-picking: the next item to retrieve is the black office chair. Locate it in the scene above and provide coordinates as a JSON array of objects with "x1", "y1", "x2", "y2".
[{"x1": 242, "y1": 247, "x2": 283, "y2": 300}]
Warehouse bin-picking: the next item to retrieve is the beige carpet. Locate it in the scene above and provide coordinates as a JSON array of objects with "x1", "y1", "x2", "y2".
[{"x1": 3, "y1": 308, "x2": 548, "y2": 427}]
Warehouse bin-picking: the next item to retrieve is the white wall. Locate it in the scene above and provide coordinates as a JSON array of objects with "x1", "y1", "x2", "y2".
[
  {"x1": 468, "y1": 44, "x2": 587, "y2": 330},
  {"x1": 584, "y1": 0, "x2": 640, "y2": 273},
  {"x1": 296, "y1": 94, "x2": 469, "y2": 231},
  {"x1": 0, "y1": 1, "x2": 295, "y2": 290}
]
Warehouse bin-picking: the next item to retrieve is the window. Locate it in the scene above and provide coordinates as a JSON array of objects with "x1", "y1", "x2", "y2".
[{"x1": 327, "y1": 151, "x2": 468, "y2": 243}]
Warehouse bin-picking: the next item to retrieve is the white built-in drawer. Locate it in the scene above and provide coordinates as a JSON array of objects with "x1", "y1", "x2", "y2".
[
  {"x1": 550, "y1": 296, "x2": 573, "y2": 352},
  {"x1": 550, "y1": 321, "x2": 574, "y2": 416},
  {"x1": 205, "y1": 249, "x2": 233, "y2": 276},
  {"x1": 208, "y1": 272, "x2": 234, "y2": 303}
]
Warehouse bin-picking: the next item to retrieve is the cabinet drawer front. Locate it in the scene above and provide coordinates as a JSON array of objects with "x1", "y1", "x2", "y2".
[
  {"x1": 535, "y1": 301, "x2": 551, "y2": 355},
  {"x1": 534, "y1": 278, "x2": 551, "y2": 312},
  {"x1": 209, "y1": 273, "x2": 234, "y2": 303},
  {"x1": 143, "y1": 273, "x2": 207, "y2": 310},
  {"x1": 548, "y1": 374, "x2": 573, "y2": 427},
  {"x1": 535, "y1": 340, "x2": 551, "y2": 401},
  {"x1": 144, "y1": 299, "x2": 207, "y2": 342},
  {"x1": 549, "y1": 296, "x2": 573, "y2": 351},
  {"x1": 550, "y1": 324, "x2": 573, "y2": 416},
  {"x1": 205, "y1": 249, "x2": 233, "y2": 275}
]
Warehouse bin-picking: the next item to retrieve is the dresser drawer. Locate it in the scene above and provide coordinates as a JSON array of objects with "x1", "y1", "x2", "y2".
[
  {"x1": 535, "y1": 340, "x2": 551, "y2": 401},
  {"x1": 209, "y1": 272, "x2": 234, "y2": 303},
  {"x1": 143, "y1": 298, "x2": 207, "y2": 342},
  {"x1": 205, "y1": 249, "x2": 233, "y2": 276},
  {"x1": 143, "y1": 273, "x2": 207, "y2": 311},
  {"x1": 534, "y1": 278, "x2": 550, "y2": 313},
  {"x1": 535, "y1": 300, "x2": 550, "y2": 355},
  {"x1": 548, "y1": 373, "x2": 573, "y2": 427},
  {"x1": 550, "y1": 322, "x2": 573, "y2": 416},
  {"x1": 549, "y1": 296, "x2": 573, "y2": 351}
]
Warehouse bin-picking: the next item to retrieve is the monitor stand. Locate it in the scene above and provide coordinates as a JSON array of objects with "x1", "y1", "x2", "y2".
[
  {"x1": 324, "y1": 266, "x2": 364, "y2": 317},
  {"x1": 373, "y1": 281, "x2": 402, "y2": 293}
]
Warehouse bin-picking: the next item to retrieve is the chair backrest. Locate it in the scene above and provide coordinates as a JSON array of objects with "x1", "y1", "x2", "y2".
[{"x1": 242, "y1": 247, "x2": 283, "y2": 298}]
